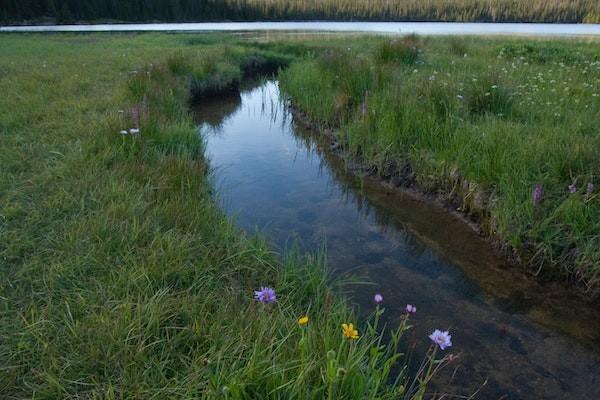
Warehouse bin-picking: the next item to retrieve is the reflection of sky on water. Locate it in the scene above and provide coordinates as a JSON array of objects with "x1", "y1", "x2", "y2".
[
  {"x1": 196, "y1": 81, "x2": 600, "y2": 400},
  {"x1": 4, "y1": 22, "x2": 600, "y2": 36}
]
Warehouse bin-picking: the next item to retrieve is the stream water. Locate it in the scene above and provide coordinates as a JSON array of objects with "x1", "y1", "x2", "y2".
[{"x1": 194, "y1": 81, "x2": 599, "y2": 399}]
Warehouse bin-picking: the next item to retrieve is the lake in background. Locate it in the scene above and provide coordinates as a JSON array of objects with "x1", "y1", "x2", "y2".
[{"x1": 2, "y1": 21, "x2": 600, "y2": 36}]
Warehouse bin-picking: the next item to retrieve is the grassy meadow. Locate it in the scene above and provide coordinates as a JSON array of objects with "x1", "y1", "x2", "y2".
[
  {"x1": 280, "y1": 35, "x2": 600, "y2": 296},
  {"x1": 1, "y1": 30, "x2": 598, "y2": 398},
  {"x1": 0, "y1": 33, "x2": 449, "y2": 398}
]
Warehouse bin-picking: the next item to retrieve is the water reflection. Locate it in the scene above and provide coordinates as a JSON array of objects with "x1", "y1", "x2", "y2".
[
  {"x1": 193, "y1": 92, "x2": 241, "y2": 130},
  {"x1": 3, "y1": 22, "x2": 600, "y2": 36},
  {"x1": 195, "y1": 81, "x2": 600, "y2": 399}
]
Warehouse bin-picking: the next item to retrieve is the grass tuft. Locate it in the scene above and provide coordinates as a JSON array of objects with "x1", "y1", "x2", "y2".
[
  {"x1": 464, "y1": 75, "x2": 515, "y2": 117},
  {"x1": 375, "y1": 37, "x2": 421, "y2": 65}
]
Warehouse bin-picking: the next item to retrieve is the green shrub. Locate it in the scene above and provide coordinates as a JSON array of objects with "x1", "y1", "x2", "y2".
[
  {"x1": 167, "y1": 52, "x2": 192, "y2": 75},
  {"x1": 375, "y1": 37, "x2": 420, "y2": 65}
]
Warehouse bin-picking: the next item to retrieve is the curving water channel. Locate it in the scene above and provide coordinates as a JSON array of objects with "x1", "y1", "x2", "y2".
[{"x1": 194, "y1": 81, "x2": 600, "y2": 399}]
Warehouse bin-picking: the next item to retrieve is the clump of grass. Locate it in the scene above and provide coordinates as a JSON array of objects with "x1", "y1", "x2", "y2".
[
  {"x1": 190, "y1": 62, "x2": 241, "y2": 101},
  {"x1": 282, "y1": 49, "x2": 375, "y2": 128},
  {"x1": 239, "y1": 51, "x2": 291, "y2": 77},
  {"x1": 247, "y1": 40, "x2": 312, "y2": 58},
  {"x1": 448, "y1": 37, "x2": 470, "y2": 56},
  {"x1": 167, "y1": 52, "x2": 192, "y2": 75},
  {"x1": 464, "y1": 75, "x2": 515, "y2": 117},
  {"x1": 498, "y1": 42, "x2": 585, "y2": 64},
  {"x1": 375, "y1": 36, "x2": 421, "y2": 65},
  {"x1": 419, "y1": 80, "x2": 459, "y2": 120}
]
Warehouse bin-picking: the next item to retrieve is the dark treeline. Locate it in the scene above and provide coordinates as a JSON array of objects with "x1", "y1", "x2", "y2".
[
  {"x1": 2, "y1": 0, "x2": 600, "y2": 24},
  {"x1": 1, "y1": 0, "x2": 239, "y2": 23}
]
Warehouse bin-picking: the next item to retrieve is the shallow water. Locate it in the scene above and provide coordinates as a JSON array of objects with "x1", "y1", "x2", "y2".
[
  {"x1": 2, "y1": 21, "x2": 600, "y2": 36},
  {"x1": 195, "y1": 81, "x2": 600, "y2": 399}
]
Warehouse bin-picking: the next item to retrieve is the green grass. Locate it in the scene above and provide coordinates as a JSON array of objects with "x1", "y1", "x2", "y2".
[
  {"x1": 0, "y1": 33, "x2": 447, "y2": 398},
  {"x1": 280, "y1": 36, "x2": 600, "y2": 295}
]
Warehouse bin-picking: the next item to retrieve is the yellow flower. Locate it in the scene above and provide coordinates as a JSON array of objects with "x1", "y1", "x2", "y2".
[
  {"x1": 342, "y1": 323, "x2": 359, "y2": 340},
  {"x1": 298, "y1": 315, "x2": 309, "y2": 326}
]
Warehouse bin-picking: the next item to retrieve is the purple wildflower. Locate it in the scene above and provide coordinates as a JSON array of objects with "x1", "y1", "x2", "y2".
[
  {"x1": 568, "y1": 183, "x2": 577, "y2": 194},
  {"x1": 254, "y1": 287, "x2": 276, "y2": 304},
  {"x1": 374, "y1": 294, "x2": 383, "y2": 304},
  {"x1": 587, "y1": 182, "x2": 595, "y2": 195},
  {"x1": 429, "y1": 329, "x2": 452, "y2": 350},
  {"x1": 406, "y1": 304, "x2": 416, "y2": 313},
  {"x1": 532, "y1": 183, "x2": 544, "y2": 206}
]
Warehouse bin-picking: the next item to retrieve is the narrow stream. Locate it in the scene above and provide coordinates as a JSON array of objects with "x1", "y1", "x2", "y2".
[{"x1": 194, "y1": 80, "x2": 599, "y2": 399}]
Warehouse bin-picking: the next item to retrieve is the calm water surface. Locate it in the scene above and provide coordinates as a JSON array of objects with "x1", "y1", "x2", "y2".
[
  {"x1": 2, "y1": 21, "x2": 600, "y2": 36},
  {"x1": 195, "y1": 81, "x2": 600, "y2": 399}
]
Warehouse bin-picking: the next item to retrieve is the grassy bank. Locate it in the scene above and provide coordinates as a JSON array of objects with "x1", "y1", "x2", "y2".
[
  {"x1": 2, "y1": 0, "x2": 600, "y2": 24},
  {"x1": 0, "y1": 33, "x2": 447, "y2": 398},
  {"x1": 280, "y1": 36, "x2": 600, "y2": 296}
]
